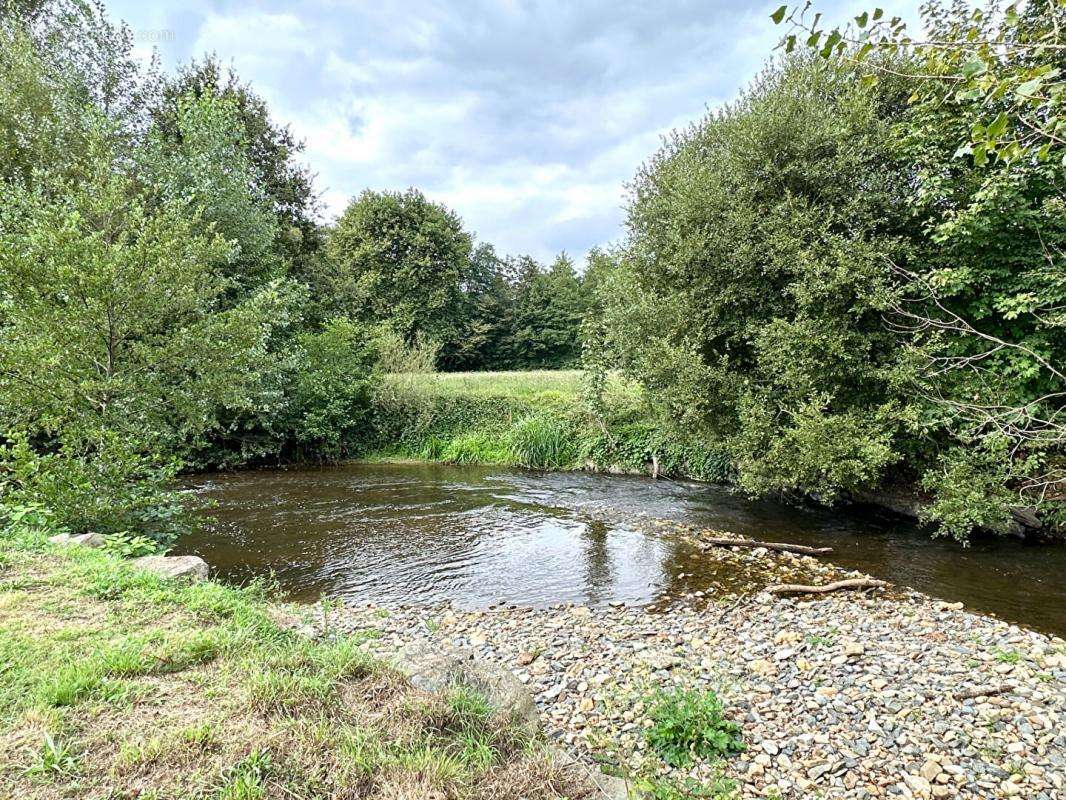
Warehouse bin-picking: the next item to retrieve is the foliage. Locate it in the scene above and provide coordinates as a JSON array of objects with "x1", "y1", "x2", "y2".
[
  {"x1": 0, "y1": 436, "x2": 192, "y2": 542},
  {"x1": 152, "y1": 55, "x2": 321, "y2": 282},
  {"x1": 642, "y1": 688, "x2": 744, "y2": 768},
  {"x1": 773, "y1": 0, "x2": 1065, "y2": 163},
  {"x1": 282, "y1": 319, "x2": 378, "y2": 461},
  {"x1": 100, "y1": 530, "x2": 168, "y2": 558},
  {"x1": 506, "y1": 412, "x2": 578, "y2": 470},
  {"x1": 605, "y1": 56, "x2": 915, "y2": 503},
  {"x1": 365, "y1": 370, "x2": 732, "y2": 482},
  {"x1": 325, "y1": 188, "x2": 474, "y2": 353}
]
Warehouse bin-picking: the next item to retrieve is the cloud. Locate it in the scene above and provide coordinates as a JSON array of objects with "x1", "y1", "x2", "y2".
[{"x1": 109, "y1": 0, "x2": 923, "y2": 264}]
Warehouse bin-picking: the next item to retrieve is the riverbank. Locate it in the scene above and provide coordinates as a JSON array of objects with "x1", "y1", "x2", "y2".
[
  {"x1": 327, "y1": 566, "x2": 1066, "y2": 799},
  {"x1": 364, "y1": 370, "x2": 734, "y2": 481},
  {"x1": 0, "y1": 519, "x2": 595, "y2": 799}
]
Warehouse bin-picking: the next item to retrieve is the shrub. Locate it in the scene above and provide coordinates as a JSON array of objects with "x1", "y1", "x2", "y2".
[
  {"x1": 643, "y1": 688, "x2": 743, "y2": 767},
  {"x1": 0, "y1": 436, "x2": 192, "y2": 543}
]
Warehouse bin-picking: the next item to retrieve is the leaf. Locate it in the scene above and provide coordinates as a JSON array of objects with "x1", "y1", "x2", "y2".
[
  {"x1": 771, "y1": 5, "x2": 788, "y2": 24},
  {"x1": 1015, "y1": 77, "x2": 1044, "y2": 97},
  {"x1": 986, "y1": 112, "x2": 1008, "y2": 138},
  {"x1": 855, "y1": 11, "x2": 869, "y2": 27},
  {"x1": 872, "y1": 7, "x2": 883, "y2": 19},
  {"x1": 860, "y1": 73, "x2": 879, "y2": 88},
  {"x1": 960, "y1": 59, "x2": 987, "y2": 78}
]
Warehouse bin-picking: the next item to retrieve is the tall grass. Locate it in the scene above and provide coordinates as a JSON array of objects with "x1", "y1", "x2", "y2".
[{"x1": 506, "y1": 412, "x2": 577, "y2": 470}]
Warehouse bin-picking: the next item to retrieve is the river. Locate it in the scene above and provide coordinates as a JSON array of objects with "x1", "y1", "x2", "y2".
[{"x1": 178, "y1": 461, "x2": 1066, "y2": 637}]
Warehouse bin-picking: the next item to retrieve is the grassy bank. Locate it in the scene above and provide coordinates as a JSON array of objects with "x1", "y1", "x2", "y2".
[
  {"x1": 364, "y1": 370, "x2": 732, "y2": 482},
  {"x1": 0, "y1": 509, "x2": 588, "y2": 799}
]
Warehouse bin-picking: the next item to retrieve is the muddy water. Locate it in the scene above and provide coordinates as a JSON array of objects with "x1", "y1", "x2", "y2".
[{"x1": 178, "y1": 462, "x2": 1066, "y2": 636}]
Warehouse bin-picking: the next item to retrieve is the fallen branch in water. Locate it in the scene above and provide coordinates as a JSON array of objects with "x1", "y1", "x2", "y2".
[
  {"x1": 699, "y1": 536, "x2": 833, "y2": 556},
  {"x1": 766, "y1": 578, "x2": 888, "y2": 595},
  {"x1": 953, "y1": 684, "x2": 1013, "y2": 701}
]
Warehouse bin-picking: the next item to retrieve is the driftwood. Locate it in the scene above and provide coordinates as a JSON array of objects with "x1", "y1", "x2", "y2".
[
  {"x1": 699, "y1": 536, "x2": 833, "y2": 556},
  {"x1": 766, "y1": 578, "x2": 888, "y2": 595},
  {"x1": 953, "y1": 684, "x2": 1013, "y2": 701}
]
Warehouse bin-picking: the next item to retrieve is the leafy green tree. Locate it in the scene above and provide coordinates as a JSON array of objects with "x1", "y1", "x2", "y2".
[
  {"x1": 325, "y1": 189, "x2": 474, "y2": 358},
  {"x1": 139, "y1": 91, "x2": 283, "y2": 295},
  {"x1": 0, "y1": 139, "x2": 285, "y2": 454},
  {"x1": 152, "y1": 56, "x2": 322, "y2": 282},
  {"x1": 604, "y1": 56, "x2": 916, "y2": 503},
  {"x1": 446, "y1": 243, "x2": 516, "y2": 370}
]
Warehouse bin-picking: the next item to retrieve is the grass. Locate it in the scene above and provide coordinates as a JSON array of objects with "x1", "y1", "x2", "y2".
[
  {"x1": 389, "y1": 370, "x2": 587, "y2": 399},
  {"x1": 0, "y1": 516, "x2": 593, "y2": 799},
  {"x1": 367, "y1": 369, "x2": 734, "y2": 483}
]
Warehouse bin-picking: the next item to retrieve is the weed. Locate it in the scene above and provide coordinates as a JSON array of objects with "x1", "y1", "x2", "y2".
[
  {"x1": 994, "y1": 649, "x2": 1021, "y2": 664},
  {"x1": 215, "y1": 750, "x2": 273, "y2": 800},
  {"x1": 643, "y1": 688, "x2": 744, "y2": 768},
  {"x1": 24, "y1": 731, "x2": 80, "y2": 777}
]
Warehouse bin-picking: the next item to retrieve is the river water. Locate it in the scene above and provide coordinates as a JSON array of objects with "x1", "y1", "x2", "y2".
[{"x1": 178, "y1": 462, "x2": 1066, "y2": 637}]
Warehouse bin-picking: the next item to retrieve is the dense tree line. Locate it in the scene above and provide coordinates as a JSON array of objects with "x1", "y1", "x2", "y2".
[{"x1": 592, "y1": 1, "x2": 1064, "y2": 539}]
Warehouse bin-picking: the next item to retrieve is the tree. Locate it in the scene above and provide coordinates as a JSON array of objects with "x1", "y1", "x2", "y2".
[
  {"x1": 140, "y1": 91, "x2": 283, "y2": 296},
  {"x1": 603, "y1": 56, "x2": 917, "y2": 503},
  {"x1": 325, "y1": 188, "x2": 474, "y2": 358},
  {"x1": 446, "y1": 243, "x2": 516, "y2": 370},
  {"x1": 774, "y1": 0, "x2": 1065, "y2": 534},
  {"x1": 152, "y1": 56, "x2": 322, "y2": 282},
  {"x1": 0, "y1": 139, "x2": 285, "y2": 455}
]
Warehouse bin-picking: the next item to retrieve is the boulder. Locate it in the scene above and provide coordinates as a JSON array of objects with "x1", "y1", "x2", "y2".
[
  {"x1": 131, "y1": 555, "x2": 209, "y2": 582},
  {"x1": 49, "y1": 532, "x2": 106, "y2": 548},
  {"x1": 393, "y1": 642, "x2": 539, "y2": 734}
]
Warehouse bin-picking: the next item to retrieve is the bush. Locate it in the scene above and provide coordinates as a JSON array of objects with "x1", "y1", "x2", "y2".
[
  {"x1": 0, "y1": 436, "x2": 192, "y2": 543},
  {"x1": 643, "y1": 688, "x2": 743, "y2": 768}
]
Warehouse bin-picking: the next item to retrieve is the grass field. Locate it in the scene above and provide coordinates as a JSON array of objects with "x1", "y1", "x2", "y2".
[
  {"x1": 386, "y1": 369, "x2": 641, "y2": 403},
  {"x1": 0, "y1": 513, "x2": 589, "y2": 799},
  {"x1": 366, "y1": 369, "x2": 732, "y2": 482}
]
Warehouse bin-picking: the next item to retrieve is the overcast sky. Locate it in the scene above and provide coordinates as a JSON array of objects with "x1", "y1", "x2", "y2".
[{"x1": 110, "y1": 0, "x2": 919, "y2": 264}]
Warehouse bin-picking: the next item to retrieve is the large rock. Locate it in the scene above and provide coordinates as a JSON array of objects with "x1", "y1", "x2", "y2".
[
  {"x1": 131, "y1": 555, "x2": 209, "y2": 582},
  {"x1": 393, "y1": 642, "x2": 539, "y2": 734},
  {"x1": 49, "y1": 532, "x2": 106, "y2": 548}
]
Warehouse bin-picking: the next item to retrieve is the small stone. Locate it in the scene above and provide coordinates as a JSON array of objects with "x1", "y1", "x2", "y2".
[
  {"x1": 760, "y1": 740, "x2": 780, "y2": 756},
  {"x1": 49, "y1": 532, "x2": 106, "y2": 548},
  {"x1": 842, "y1": 640, "x2": 866, "y2": 657},
  {"x1": 920, "y1": 760, "x2": 942, "y2": 782}
]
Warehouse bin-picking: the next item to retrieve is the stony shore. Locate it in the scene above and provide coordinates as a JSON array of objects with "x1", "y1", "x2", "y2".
[{"x1": 304, "y1": 545, "x2": 1065, "y2": 800}]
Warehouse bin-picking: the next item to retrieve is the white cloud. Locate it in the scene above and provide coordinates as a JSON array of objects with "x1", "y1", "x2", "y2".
[{"x1": 109, "y1": 0, "x2": 927, "y2": 264}]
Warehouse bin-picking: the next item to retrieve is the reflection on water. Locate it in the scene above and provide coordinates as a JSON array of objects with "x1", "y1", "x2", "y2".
[{"x1": 177, "y1": 462, "x2": 1066, "y2": 636}]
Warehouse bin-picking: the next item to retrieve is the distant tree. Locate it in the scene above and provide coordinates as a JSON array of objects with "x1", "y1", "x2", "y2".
[
  {"x1": 325, "y1": 189, "x2": 474, "y2": 358},
  {"x1": 445, "y1": 243, "x2": 516, "y2": 370},
  {"x1": 511, "y1": 253, "x2": 589, "y2": 368}
]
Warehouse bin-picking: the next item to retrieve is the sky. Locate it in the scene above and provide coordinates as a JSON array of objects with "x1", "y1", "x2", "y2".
[{"x1": 110, "y1": 0, "x2": 920, "y2": 265}]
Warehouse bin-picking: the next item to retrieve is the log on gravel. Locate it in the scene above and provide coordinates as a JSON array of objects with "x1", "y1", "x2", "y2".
[
  {"x1": 953, "y1": 684, "x2": 1013, "y2": 701},
  {"x1": 766, "y1": 578, "x2": 888, "y2": 595},
  {"x1": 699, "y1": 536, "x2": 833, "y2": 556}
]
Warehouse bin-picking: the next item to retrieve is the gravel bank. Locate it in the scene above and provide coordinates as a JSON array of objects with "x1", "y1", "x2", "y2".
[{"x1": 315, "y1": 547, "x2": 1065, "y2": 799}]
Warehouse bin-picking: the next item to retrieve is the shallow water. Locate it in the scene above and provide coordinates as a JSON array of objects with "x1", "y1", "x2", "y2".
[{"x1": 178, "y1": 462, "x2": 1066, "y2": 636}]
